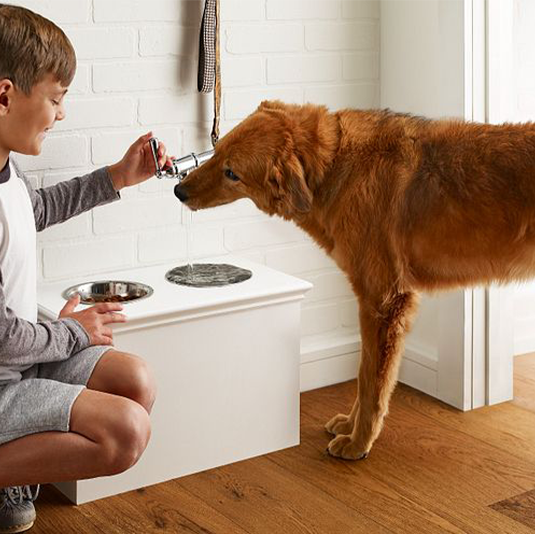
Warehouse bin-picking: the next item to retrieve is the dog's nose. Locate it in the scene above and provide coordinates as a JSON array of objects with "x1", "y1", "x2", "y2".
[{"x1": 174, "y1": 184, "x2": 189, "y2": 203}]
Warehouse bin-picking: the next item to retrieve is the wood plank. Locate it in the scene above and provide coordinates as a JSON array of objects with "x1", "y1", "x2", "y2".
[
  {"x1": 389, "y1": 354, "x2": 535, "y2": 465},
  {"x1": 305, "y1": 381, "x2": 535, "y2": 501},
  {"x1": 514, "y1": 353, "x2": 535, "y2": 413},
  {"x1": 296, "y1": 381, "x2": 535, "y2": 534},
  {"x1": 515, "y1": 353, "x2": 535, "y2": 373},
  {"x1": 270, "y1": 415, "x2": 469, "y2": 534},
  {"x1": 176, "y1": 455, "x2": 390, "y2": 534},
  {"x1": 513, "y1": 375, "x2": 535, "y2": 412},
  {"x1": 394, "y1": 381, "x2": 535, "y2": 463},
  {"x1": 33, "y1": 480, "x2": 251, "y2": 534},
  {"x1": 30, "y1": 485, "x2": 106, "y2": 534},
  {"x1": 490, "y1": 488, "x2": 535, "y2": 530}
]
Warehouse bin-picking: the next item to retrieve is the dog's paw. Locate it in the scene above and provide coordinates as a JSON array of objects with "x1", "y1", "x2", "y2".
[
  {"x1": 325, "y1": 413, "x2": 354, "y2": 436},
  {"x1": 327, "y1": 435, "x2": 369, "y2": 461}
]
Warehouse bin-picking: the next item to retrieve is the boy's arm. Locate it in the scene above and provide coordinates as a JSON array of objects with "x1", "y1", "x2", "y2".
[
  {"x1": 11, "y1": 160, "x2": 120, "y2": 232},
  {"x1": 0, "y1": 270, "x2": 91, "y2": 366},
  {"x1": 10, "y1": 133, "x2": 171, "y2": 231}
]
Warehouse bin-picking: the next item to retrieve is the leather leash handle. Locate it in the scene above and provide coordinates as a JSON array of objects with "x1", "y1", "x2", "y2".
[
  {"x1": 197, "y1": 0, "x2": 216, "y2": 93},
  {"x1": 197, "y1": 0, "x2": 221, "y2": 147}
]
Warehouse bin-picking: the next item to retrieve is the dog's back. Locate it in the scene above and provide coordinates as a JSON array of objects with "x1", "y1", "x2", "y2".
[
  {"x1": 310, "y1": 109, "x2": 535, "y2": 289},
  {"x1": 364, "y1": 113, "x2": 535, "y2": 288}
]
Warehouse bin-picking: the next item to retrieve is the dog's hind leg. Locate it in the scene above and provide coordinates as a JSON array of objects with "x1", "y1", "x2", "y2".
[{"x1": 327, "y1": 290, "x2": 420, "y2": 460}]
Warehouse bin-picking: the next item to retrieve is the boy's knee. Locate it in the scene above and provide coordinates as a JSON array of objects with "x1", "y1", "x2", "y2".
[
  {"x1": 102, "y1": 399, "x2": 151, "y2": 475},
  {"x1": 124, "y1": 354, "x2": 158, "y2": 414}
]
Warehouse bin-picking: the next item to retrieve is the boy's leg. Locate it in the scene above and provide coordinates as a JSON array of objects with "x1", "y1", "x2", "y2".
[
  {"x1": 0, "y1": 388, "x2": 150, "y2": 487},
  {"x1": 85, "y1": 349, "x2": 157, "y2": 414},
  {"x1": 0, "y1": 346, "x2": 157, "y2": 487},
  {"x1": 37, "y1": 347, "x2": 158, "y2": 415}
]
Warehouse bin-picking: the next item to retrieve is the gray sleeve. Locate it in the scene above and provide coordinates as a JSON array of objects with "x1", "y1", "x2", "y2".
[
  {"x1": 0, "y1": 270, "x2": 91, "y2": 366},
  {"x1": 11, "y1": 160, "x2": 120, "y2": 232}
]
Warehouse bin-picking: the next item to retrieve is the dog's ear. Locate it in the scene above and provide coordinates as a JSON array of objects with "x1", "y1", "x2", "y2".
[
  {"x1": 257, "y1": 100, "x2": 288, "y2": 113},
  {"x1": 268, "y1": 153, "x2": 312, "y2": 216}
]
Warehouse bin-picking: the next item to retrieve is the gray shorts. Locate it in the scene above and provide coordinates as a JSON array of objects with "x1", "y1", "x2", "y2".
[{"x1": 0, "y1": 346, "x2": 112, "y2": 446}]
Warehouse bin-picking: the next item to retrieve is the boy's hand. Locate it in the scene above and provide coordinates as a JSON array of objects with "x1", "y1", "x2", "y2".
[
  {"x1": 107, "y1": 131, "x2": 174, "y2": 191},
  {"x1": 59, "y1": 294, "x2": 127, "y2": 346}
]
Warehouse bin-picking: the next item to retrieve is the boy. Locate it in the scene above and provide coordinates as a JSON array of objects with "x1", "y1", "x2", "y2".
[{"x1": 0, "y1": 4, "x2": 173, "y2": 532}]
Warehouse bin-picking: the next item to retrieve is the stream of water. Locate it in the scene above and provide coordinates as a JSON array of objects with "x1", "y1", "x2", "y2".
[{"x1": 183, "y1": 203, "x2": 194, "y2": 281}]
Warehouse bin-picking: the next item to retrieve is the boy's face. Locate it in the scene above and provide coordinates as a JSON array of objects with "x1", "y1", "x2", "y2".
[{"x1": 0, "y1": 73, "x2": 68, "y2": 158}]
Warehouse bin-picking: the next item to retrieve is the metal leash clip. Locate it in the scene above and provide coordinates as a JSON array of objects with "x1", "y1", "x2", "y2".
[{"x1": 149, "y1": 137, "x2": 214, "y2": 182}]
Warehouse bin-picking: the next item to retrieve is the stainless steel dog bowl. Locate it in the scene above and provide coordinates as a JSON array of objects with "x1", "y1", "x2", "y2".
[{"x1": 62, "y1": 281, "x2": 154, "y2": 305}]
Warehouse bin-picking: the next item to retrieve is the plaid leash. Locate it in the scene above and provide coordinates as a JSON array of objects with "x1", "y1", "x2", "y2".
[{"x1": 198, "y1": 0, "x2": 221, "y2": 147}]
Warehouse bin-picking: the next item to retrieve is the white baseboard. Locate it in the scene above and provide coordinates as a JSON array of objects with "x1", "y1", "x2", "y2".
[{"x1": 300, "y1": 330, "x2": 438, "y2": 396}]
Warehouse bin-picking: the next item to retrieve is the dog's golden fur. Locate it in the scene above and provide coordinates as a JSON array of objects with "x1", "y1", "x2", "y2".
[{"x1": 175, "y1": 100, "x2": 535, "y2": 460}]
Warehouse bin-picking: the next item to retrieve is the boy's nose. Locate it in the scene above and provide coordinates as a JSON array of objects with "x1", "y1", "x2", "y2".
[{"x1": 56, "y1": 104, "x2": 66, "y2": 121}]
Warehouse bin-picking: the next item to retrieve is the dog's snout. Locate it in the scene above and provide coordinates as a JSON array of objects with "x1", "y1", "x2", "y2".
[{"x1": 174, "y1": 184, "x2": 189, "y2": 203}]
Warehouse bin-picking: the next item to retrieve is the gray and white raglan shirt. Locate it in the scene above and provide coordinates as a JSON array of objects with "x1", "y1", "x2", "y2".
[{"x1": 0, "y1": 158, "x2": 120, "y2": 383}]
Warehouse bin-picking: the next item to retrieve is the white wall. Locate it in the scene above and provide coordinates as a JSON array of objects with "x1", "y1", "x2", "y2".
[
  {"x1": 381, "y1": 0, "x2": 464, "y2": 119},
  {"x1": 381, "y1": 0, "x2": 466, "y2": 378},
  {"x1": 8, "y1": 0, "x2": 380, "y2": 380},
  {"x1": 508, "y1": 0, "x2": 535, "y2": 355}
]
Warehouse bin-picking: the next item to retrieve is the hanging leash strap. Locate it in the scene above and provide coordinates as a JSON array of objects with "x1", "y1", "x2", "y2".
[
  {"x1": 197, "y1": 0, "x2": 216, "y2": 93},
  {"x1": 198, "y1": 0, "x2": 221, "y2": 147},
  {"x1": 212, "y1": 0, "x2": 221, "y2": 147}
]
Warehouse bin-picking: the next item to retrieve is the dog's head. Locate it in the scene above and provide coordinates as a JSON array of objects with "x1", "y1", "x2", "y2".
[{"x1": 175, "y1": 100, "x2": 328, "y2": 220}]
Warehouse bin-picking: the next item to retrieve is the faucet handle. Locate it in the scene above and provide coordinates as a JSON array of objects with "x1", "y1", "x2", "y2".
[
  {"x1": 149, "y1": 136, "x2": 215, "y2": 180},
  {"x1": 149, "y1": 137, "x2": 164, "y2": 178}
]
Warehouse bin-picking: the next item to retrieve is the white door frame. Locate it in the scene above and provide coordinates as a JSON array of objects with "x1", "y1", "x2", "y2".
[
  {"x1": 437, "y1": 0, "x2": 500, "y2": 411},
  {"x1": 455, "y1": 0, "x2": 514, "y2": 410},
  {"x1": 470, "y1": 0, "x2": 515, "y2": 408},
  {"x1": 443, "y1": 0, "x2": 515, "y2": 410},
  {"x1": 485, "y1": 0, "x2": 515, "y2": 406}
]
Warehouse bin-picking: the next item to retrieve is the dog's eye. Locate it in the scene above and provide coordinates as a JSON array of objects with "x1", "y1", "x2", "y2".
[{"x1": 224, "y1": 169, "x2": 240, "y2": 182}]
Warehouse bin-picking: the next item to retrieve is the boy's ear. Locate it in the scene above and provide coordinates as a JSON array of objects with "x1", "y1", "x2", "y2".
[{"x1": 0, "y1": 79, "x2": 14, "y2": 115}]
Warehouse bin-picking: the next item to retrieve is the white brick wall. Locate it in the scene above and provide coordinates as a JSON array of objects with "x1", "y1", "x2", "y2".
[
  {"x1": 65, "y1": 27, "x2": 135, "y2": 60},
  {"x1": 267, "y1": 55, "x2": 341, "y2": 84},
  {"x1": 267, "y1": 1, "x2": 340, "y2": 20},
  {"x1": 306, "y1": 22, "x2": 378, "y2": 51},
  {"x1": 226, "y1": 24, "x2": 304, "y2": 54},
  {"x1": 93, "y1": 0, "x2": 193, "y2": 24},
  {"x1": 10, "y1": 0, "x2": 380, "y2": 340},
  {"x1": 18, "y1": 0, "x2": 91, "y2": 23},
  {"x1": 222, "y1": 1, "x2": 264, "y2": 21},
  {"x1": 54, "y1": 97, "x2": 135, "y2": 131},
  {"x1": 139, "y1": 27, "x2": 198, "y2": 57}
]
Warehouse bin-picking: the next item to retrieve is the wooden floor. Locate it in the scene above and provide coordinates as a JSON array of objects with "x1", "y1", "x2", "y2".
[{"x1": 32, "y1": 354, "x2": 535, "y2": 533}]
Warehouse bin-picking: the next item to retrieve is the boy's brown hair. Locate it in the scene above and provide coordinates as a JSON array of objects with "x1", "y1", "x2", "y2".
[{"x1": 0, "y1": 3, "x2": 76, "y2": 94}]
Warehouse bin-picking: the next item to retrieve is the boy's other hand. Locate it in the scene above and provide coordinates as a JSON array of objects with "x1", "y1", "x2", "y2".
[
  {"x1": 107, "y1": 131, "x2": 174, "y2": 191},
  {"x1": 58, "y1": 294, "x2": 127, "y2": 346}
]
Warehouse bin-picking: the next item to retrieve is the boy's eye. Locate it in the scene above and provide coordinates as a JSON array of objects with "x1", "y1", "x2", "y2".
[
  {"x1": 51, "y1": 100, "x2": 60, "y2": 105},
  {"x1": 224, "y1": 169, "x2": 240, "y2": 182}
]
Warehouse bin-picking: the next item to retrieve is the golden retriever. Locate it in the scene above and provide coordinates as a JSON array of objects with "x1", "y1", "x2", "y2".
[{"x1": 174, "y1": 100, "x2": 535, "y2": 460}]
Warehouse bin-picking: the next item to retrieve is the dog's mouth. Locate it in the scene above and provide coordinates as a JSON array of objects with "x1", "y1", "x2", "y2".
[{"x1": 173, "y1": 181, "x2": 242, "y2": 211}]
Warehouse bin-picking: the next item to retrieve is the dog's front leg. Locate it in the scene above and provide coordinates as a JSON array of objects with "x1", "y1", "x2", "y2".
[
  {"x1": 327, "y1": 291, "x2": 420, "y2": 460},
  {"x1": 325, "y1": 385, "x2": 359, "y2": 436}
]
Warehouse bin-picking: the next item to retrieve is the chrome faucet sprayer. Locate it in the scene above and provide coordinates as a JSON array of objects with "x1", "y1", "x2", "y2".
[{"x1": 149, "y1": 137, "x2": 214, "y2": 181}]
